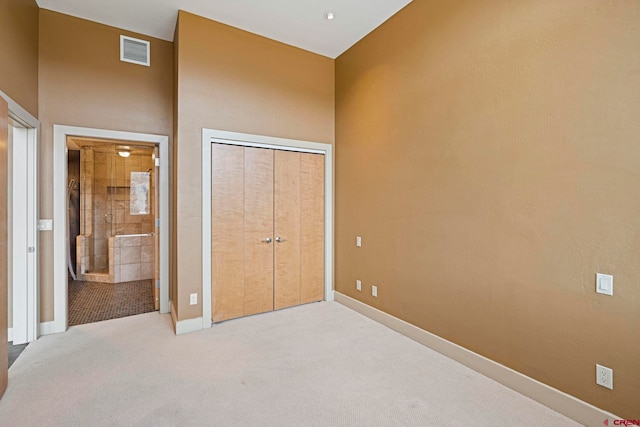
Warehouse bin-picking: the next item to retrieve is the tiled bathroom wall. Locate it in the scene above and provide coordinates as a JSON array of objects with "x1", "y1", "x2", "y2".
[
  {"x1": 78, "y1": 148, "x2": 95, "y2": 272},
  {"x1": 109, "y1": 235, "x2": 155, "y2": 283},
  {"x1": 76, "y1": 145, "x2": 155, "y2": 279}
]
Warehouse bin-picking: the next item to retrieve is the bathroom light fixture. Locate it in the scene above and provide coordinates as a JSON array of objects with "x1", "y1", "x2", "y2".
[
  {"x1": 118, "y1": 148, "x2": 131, "y2": 158},
  {"x1": 324, "y1": 12, "x2": 335, "y2": 20}
]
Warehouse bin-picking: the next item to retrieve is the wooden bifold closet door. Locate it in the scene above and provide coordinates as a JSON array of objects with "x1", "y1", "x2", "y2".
[{"x1": 211, "y1": 144, "x2": 324, "y2": 322}]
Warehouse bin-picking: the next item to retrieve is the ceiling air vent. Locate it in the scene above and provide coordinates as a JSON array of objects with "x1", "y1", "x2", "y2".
[{"x1": 120, "y1": 35, "x2": 150, "y2": 66}]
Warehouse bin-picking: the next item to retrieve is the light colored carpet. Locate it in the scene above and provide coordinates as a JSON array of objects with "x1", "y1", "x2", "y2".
[{"x1": 0, "y1": 302, "x2": 581, "y2": 426}]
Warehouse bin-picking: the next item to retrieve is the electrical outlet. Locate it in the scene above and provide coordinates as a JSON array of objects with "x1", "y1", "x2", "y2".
[
  {"x1": 356, "y1": 280, "x2": 362, "y2": 291},
  {"x1": 372, "y1": 285, "x2": 377, "y2": 297},
  {"x1": 356, "y1": 236, "x2": 362, "y2": 247},
  {"x1": 190, "y1": 293, "x2": 197, "y2": 305},
  {"x1": 596, "y1": 364, "x2": 613, "y2": 389}
]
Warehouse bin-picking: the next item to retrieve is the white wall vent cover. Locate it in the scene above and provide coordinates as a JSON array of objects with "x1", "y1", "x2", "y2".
[{"x1": 120, "y1": 35, "x2": 150, "y2": 66}]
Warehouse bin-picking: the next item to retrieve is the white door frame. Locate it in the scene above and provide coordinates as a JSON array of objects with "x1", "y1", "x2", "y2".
[
  {"x1": 53, "y1": 125, "x2": 170, "y2": 334},
  {"x1": 0, "y1": 90, "x2": 39, "y2": 344},
  {"x1": 202, "y1": 128, "x2": 334, "y2": 330}
]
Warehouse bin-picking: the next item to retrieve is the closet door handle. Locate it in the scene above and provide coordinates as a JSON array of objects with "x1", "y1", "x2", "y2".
[
  {"x1": 275, "y1": 236, "x2": 286, "y2": 243},
  {"x1": 263, "y1": 237, "x2": 272, "y2": 243}
]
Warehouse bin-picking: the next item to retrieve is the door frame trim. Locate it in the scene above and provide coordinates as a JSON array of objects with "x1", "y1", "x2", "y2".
[
  {"x1": 0, "y1": 90, "x2": 39, "y2": 344},
  {"x1": 202, "y1": 129, "x2": 334, "y2": 328},
  {"x1": 53, "y1": 125, "x2": 170, "y2": 334}
]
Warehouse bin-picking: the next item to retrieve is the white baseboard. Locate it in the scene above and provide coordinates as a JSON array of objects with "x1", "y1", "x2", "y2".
[
  {"x1": 11, "y1": 323, "x2": 57, "y2": 343},
  {"x1": 171, "y1": 301, "x2": 204, "y2": 335},
  {"x1": 175, "y1": 316, "x2": 204, "y2": 335},
  {"x1": 326, "y1": 289, "x2": 335, "y2": 302},
  {"x1": 334, "y1": 292, "x2": 620, "y2": 426},
  {"x1": 39, "y1": 321, "x2": 57, "y2": 336}
]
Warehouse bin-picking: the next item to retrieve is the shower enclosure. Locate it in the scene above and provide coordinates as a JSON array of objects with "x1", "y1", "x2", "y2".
[
  {"x1": 71, "y1": 140, "x2": 157, "y2": 284},
  {"x1": 67, "y1": 150, "x2": 81, "y2": 280}
]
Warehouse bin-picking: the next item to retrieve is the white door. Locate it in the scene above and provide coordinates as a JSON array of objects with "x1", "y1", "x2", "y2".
[{"x1": 9, "y1": 120, "x2": 38, "y2": 344}]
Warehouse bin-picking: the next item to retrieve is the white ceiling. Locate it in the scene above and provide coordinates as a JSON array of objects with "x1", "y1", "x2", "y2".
[{"x1": 35, "y1": 0, "x2": 412, "y2": 59}]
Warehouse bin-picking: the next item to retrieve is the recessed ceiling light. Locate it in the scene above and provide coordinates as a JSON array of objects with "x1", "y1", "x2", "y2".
[
  {"x1": 324, "y1": 12, "x2": 335, "y2": 20},
  {"x1": 117, "y1": 146, "x2": 131, "y2": 158}
]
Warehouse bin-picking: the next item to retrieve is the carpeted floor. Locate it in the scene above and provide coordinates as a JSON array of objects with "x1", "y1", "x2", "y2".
[
  {"x1": 1, "y1": 302, "x2": 581, "y2": 426},
  {"x1": 68, "y1": 279, "x2": 155, "y2": 326}
]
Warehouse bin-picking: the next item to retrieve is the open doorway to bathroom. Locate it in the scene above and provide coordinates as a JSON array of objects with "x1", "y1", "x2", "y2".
[{"x1": 66, "y1": 137, "x2": 159, "y2": 326}]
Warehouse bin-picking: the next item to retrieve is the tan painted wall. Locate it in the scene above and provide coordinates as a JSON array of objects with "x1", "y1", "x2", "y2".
[
  {"x1": 0, "y1": 0, "x2": 39, "y2": 116},
  {"x1": 335, "y1": 0, "x2": 640, "y2": 418},
  {"x1": 174, "y1": 11, "x2": 334, "y2": 320},
  {"x1": 0, "y1": 0, "x2": 37, "y2": 335},
  {"x1": 38, "y1": 10, "x2": 173, "y2": 321}
]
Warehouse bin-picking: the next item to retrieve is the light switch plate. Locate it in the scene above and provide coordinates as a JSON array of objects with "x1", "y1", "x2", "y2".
[
  {"x1": 37, "y1": 219, "x2": 53, "y2": 231},
  {"x1": 356, "y1": 236, "x2": 362, "y2": 247},
  {"x1": 596, "y1": 273, "x2": 613, "y2": 296}
]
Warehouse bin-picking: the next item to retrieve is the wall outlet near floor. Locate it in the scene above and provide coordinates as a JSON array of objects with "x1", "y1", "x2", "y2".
[
  {"x1": 356, "y1": 280, "x2": 362, "y2": 291},
  {"x1": 371, "y1": 285, "x2": 377, "y2": 297},
  {"x1": 190, "y1": 293, "x2": 198, "y2": 305},
  {"x1": 596, "y1": 364, "x2": 613, "y2": 389}
]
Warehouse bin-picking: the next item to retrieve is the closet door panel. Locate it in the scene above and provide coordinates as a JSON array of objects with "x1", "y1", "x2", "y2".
[
  {"x1": 212, "y1": 145, "x2": 326, "y2": 321},
  {"x1": 274, "y1": 150, "x2": 301, "y2": 310},
  {"x1": 243, "y1": 147, "x2": 274, "y2": 316},
  {"x1": 211, "y1": 144, "x2": 245, "y2": 322},
  {"x1": 300, "y1": 153, "x2": 325, "y2": 304}
]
